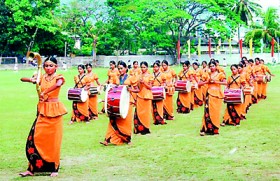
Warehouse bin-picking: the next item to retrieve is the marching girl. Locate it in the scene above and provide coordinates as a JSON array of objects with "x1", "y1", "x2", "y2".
[
  {"x1": 129, "y1": 61, "x2": 141, "y2": 77},
  {"x1": 151, "y1": 61, "x2": 167, "y2": 125},
  {"x1": 192, "y1": 62, "x2": 204, "y2": 108},
  {"x1": 215, "y1": 59, "x2": 226, "y2": 76},
  {"x1": 221, "y1": 64, "x2": 246, "y2": 126},
  {"x1": 252, "y1": 58, "x2": 266, "y2": 100},
  {"x1": 199, "y1": 61, "x2": 226, "y2": 136},
  {"x1": 100, "y1": 61, "x2": 139, "y2": 146},
  {"x1": 238, "y1": 63, "x2": 253, "y2": 118},
  {"x1": 161, "y1": 60, "x2": 177, "y2": 120},
  {"x1": 248, "y1": 59, "x2": 258, "y2": 104},
  {"x1": 134, "y1": 61, "x2": 153, "y2": 135},
  {"x1": 176, "y1": 61, "x2": 193, "y2": 113},
  {"x1": 69, "y1": 65, "x2": 91, "y2": 124},
  {"x1": 100, "y1": 61, "x2": 120, "y2": 113},
  {"x1": 19, "y1": 57, "x2": 67, "y2": 177},
  {"x1": 259, "y1": 59, "x2": 275, "y2": 99},
  {"x1": 86, "y1": 63, "x2": 100, "y2": 120}
]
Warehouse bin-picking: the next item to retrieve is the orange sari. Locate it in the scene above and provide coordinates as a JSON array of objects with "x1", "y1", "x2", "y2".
[
  {"x1": 162, "y1": 67, "x2": 176, "y2": 119},
  {"x1": 71, "y1": 74, "x2": 90, "y2": 122},
  {"x1": 151, "y1": 72, "x2": 167, "y2": 125},
  {"x1": 222, "y1": 74, "x2": 245, "y2": 126},
  {"x1": 176, "y1": 70, "x2": 192, "y2": 113},
  {"x1": 87, "y1": 72, "x2": 99, "y2": 119},
  {"x1": 201, "y1": 72, "x2": 225, "y2": 135},
  {"x1": 26, "y1": 74, "x2": 67, "y2": 173},
  {"x1": 103, "y1": 75, "x2": 137, "y2": 145},
  {"x1": 134, "y1": 73, "x2": 153, "y2": 134},
  {"x1": 193, "y1": 68, "x2": 204, "y2": 108}
]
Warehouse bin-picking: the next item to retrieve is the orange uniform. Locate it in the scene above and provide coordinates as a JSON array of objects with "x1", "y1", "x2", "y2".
[{"x1": 26, "y1": 74, "x2": 67, "y2": 173}]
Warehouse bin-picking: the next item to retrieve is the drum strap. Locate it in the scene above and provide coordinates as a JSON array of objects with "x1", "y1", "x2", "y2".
[
  {"x1": 74, "y1": 75, "x2": 86, "y2": 88},
  {"x1": 153, "y1": 72, "x2": 161, "y2": 85},
  {"x1": 119, "y1": 74, "x2": 128, "y2": 85},
  {"x1": 229, "y1": 75, "x2": 240, "y2": 87},
  {"x1": 179, "y1": 71, "x2": 188, "y2": 80}
]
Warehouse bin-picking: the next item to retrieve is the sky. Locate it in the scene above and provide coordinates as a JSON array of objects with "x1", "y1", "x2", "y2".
[{"x1": 257, "y1": 0, "x2": 280, "y2": 10}]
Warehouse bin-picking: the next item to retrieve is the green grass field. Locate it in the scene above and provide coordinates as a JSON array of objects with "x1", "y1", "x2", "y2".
[{"x1": 0, "y1": 65, "x2": 280, "y2": 181}]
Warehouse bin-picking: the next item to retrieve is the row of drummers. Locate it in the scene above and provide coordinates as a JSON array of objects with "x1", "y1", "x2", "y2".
[{"x1": 67, "y1": 58, "x2": 274, "y2": 139}]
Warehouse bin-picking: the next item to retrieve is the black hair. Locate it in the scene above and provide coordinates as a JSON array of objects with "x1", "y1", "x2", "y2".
[
  {"x1": 208, "y1": 60, "x2": 217, "y2": 67},
  {"x1": 118, "y1": 61, "x2": 127, "y2": 68},
  {"x1": 202, "y1": 61, "x2": 207, "y2": 65},
  {"x1": 230, "y1": 64, "x2": 238, "y2": 70},
  {"x1": 215, "y1": 59, "x2": 219, "y2": 63},
  {"x1": 153, "y1": 62, "x2": 160, "y2": 67},
  {"x1": 238, "y1": 63, "x2": 244, "y2": 68},
  {"x1": 85, "y1": 63, "x2": 92, "y2": 68},
  {"x1": 140, "y1": 61, "x2": 148, "y2": 68},
  {"x1": 183, "y1": 60, "x2": 190, "y2": 67},
  {"x1": 44, "y1": 56, "x2": 57, "y2": 64},
  {"x1": 255, "y1": 57, "x2": 260, "y2": 62},
  {"x1": 109, "y1": 60, "x2": 116, "y2": 65},
  {"x1": 192, "y1": 61, "x2": 199, "y2": 67},
  {"x1": 162, "y1": 60, "x2": 169, "y2": 66},
  {"x1": 133, "y1": 61, "x2": 138, "y2": 65},
  {"x1": 78, "y1": 64, "x2": 86, "y2": 73},
  {"x1": 248, "y1": 59, "x2": 254, "y2": 63}
]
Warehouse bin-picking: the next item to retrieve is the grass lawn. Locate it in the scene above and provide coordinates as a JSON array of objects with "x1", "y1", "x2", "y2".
[{"x1": 0, "y1": 64, "x2": 280, "y2": 181}]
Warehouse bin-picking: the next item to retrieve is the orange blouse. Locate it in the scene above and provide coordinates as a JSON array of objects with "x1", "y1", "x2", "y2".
[
  {"x1": 87, "y1": 72, "x2": 99, "y2": 86},
  {"x1": 74, "y1": 74, "x2": 90, "y2": 88},
  {"x1": 205, "y1": 72, "x2": 226, "y2": 98},
  {"x1": 152, "y1": 72, "x2": 166, "y2": 86},
  {"x1": 129, "y1": 68, "x2": 141, "y2": 77},
  {"x1": 107, "y1": 68, "x2": 120, "y2": 84},
  {"x1": 162, "y1": 67, "x2": 176, "y2": 86},
  {"x1": 227, "y1": 74, "x2": 245, "y2": 89},
  {"x1": 37, "y1": 74, "x2": 67, "y2": 117},
  {"x1": 137, "y1": 73, "x2": 153, "y2": 99}
]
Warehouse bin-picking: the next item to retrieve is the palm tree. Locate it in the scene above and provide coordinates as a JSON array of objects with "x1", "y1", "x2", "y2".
[
  {"x1": 232, "y1": 0, "x2": 262, "y2": 40},
  {"x1": 245, "y1": 7, "x2": 280, "y2": 52}
]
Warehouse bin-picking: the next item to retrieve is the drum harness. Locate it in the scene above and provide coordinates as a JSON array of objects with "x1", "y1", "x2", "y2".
[
  {"x1": 153, "y1": 72, "x2": 162, "y2": 86},
  {"x1": 229, "y1": 75, "x2": 240, "y2": 88},
  {"x1": 74, "y1": 75, "x2": 86, "y2": 88},
  {"x1": 179, "y1": 70, "x2": 188, "y2": 80}
]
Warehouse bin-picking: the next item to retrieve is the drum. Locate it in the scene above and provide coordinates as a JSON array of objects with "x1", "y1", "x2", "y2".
[
  {"x1": 105, "y1": 85, "x2": 130, "y2": 118},
  {"x1": 243, "y1": 87, "x2": 254, "y2": 95},
  {"x1": 67, "y1": 88, "x2": 88, "y2": 102},
  {"x1": 151, "y1": 86, "x2": 166, "y2": 100},
  {"x1": 266, "y1": 75, "x2": 271, "y2": 82},
  {"x1": 174, "y1": 80, "x2": 191, "y2": 92},
  {"x1": 89, "y1": 86, "x2": 101, "y2": 96},
  {"x1": 191, "y1": 82, "x2": 198, "y2": 90},
  {"x1": 256, "y1": 75, "x2": 267, "y2": 83},
  {"x1": 224, "y1": 89, "x2": 244, "y2": 104}
]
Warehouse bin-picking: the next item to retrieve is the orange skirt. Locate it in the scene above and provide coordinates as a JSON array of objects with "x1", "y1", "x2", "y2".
[
  {"x1": 134, "y1": 97, "x2": 151, "y2": 134},
  {"x1": 104, "y1": 104, "x2": 133, "y2": 145},
  {"x1": 26, "y1": 115, "x2": 63, "y2": 172}
]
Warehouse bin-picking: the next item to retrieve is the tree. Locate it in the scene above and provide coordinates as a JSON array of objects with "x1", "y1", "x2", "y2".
[
  {"x1": 232, "y1": 0, "x2": 262, "y2": 40},
  {"x1": 111, "y1": 0, "x2": 240, "y2": 61},
  {"x1": 245, "y1": 7, "x2": 280, "y2": 53}
]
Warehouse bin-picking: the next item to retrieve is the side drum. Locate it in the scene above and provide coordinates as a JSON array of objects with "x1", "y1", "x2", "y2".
[
  {"x1": 105, "y1": 85, "x2": 130, "y2": 118},
  {"x1": 224, "y1": 89, "x2": 244, "y2": 104},
  {"x1": 89, "y1": 86, "x2": 101, "y2": 96},
  {"x1": 243, "y1": 87, "x2": 254, "y2": 95},
  {"x1": 174, "y1": 80, "x2": 191, "y2": 92},
  {"x1": 151, "y1": 86, "x2": 166, "y2": 100},
  {"x1": 67, "y1": 88, "x2": 88, "y2": 102}
]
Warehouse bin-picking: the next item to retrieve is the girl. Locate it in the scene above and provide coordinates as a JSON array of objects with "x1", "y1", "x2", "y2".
[
  {"x1": 100, "y1": 61, "x2": 139, "y2": 145},
  {"x1": 199, "y1": 61, "x2": 226, "y2": 136},
  {"x1": 86, "y1": 63, "x2": 100, "y2": 120},
  {"x1": 69, "y1": 64, "x2": 90, "y2": 124},
  {"x1": 176, "y1": 61, "x2": 193, "y2": 113},
  {"x1": 129, "y1": 61, "x2": 141, "y2": 77},
  {"x1": 192, "y1": 62, "x2": 204, "y2": 108},
  {"x1": 20, "y1": 56, "x2": 67, "y2": 177},
  {"x1": 134, "y1": 61, "x2": 153, "y2": 135},
  {"x1": 161, "y1": 60, "x2": 177, "y2": 120},
  {"x1": 151, "y1": 61, "x2": 167, "y2": 125},
  {"x1": 221, "y1": 64, "x2": 245, "y2": 126}
]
